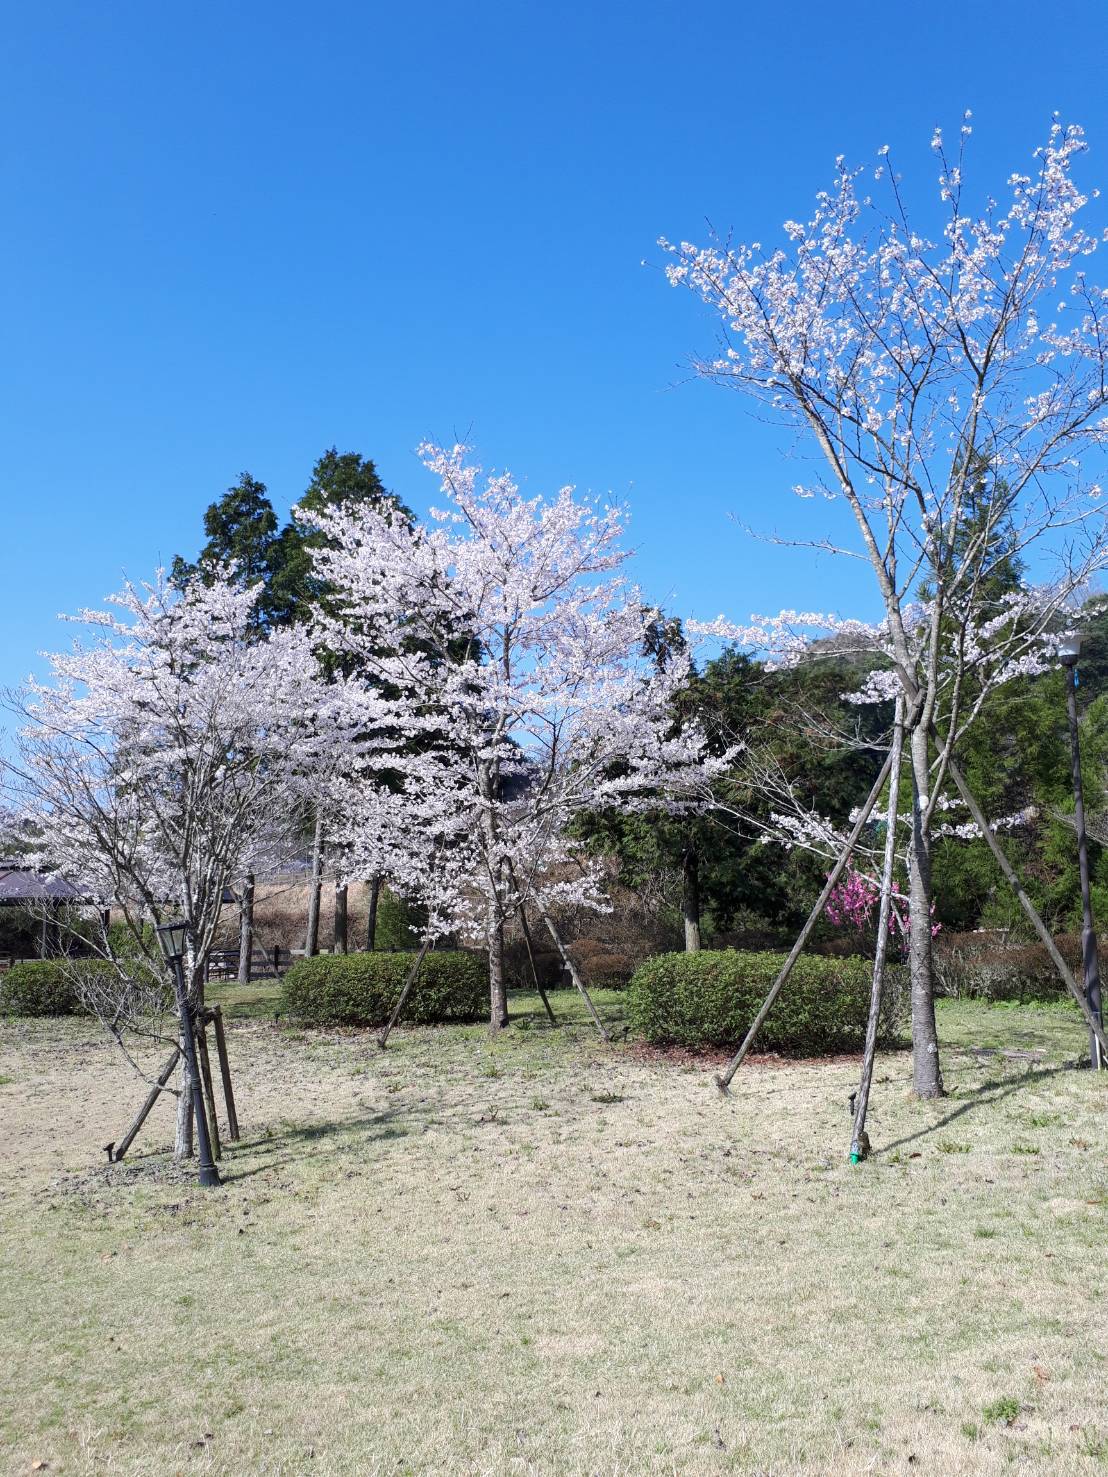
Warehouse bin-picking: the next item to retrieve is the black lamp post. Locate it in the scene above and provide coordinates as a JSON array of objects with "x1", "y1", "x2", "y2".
[
  {"x1": 156, "y1": 920, "x2": 221, "y2": 1185},
  {"x1": 1058, "y1": 634, "x2": 1106, "y2": 1071}
]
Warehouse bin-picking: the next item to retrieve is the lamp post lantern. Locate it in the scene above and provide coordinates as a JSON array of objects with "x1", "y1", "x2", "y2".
[
  {"x1": 155, "y1": 920, "x2": 221, "y2": 1185},
  {"x1": 1058, "y1": 634, "x2": 1106, "y2": 1070}
]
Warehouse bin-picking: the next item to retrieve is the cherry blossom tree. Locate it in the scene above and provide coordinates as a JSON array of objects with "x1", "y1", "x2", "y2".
[
  {"x1": 2, "y1": 574, "x2": 319, "y2": 1156},
  {"x1": 306, "y1": 444, "x2": 724, "y2": 1033},
  {"x1": 665, "y1": 118, "x2": 1108, "y2": 1095}
]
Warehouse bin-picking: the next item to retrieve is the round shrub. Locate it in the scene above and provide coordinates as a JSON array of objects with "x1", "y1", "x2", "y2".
[
  {"x1": 282, "y1": 949, "x2": 488, "y2": 1028},
  {"x1": 583, "y1": 952, "x2": 633, "y2": 989},
  {"x1": 1, "y1": 959, "x2": 94, "y2": 1017},
  {"x1": 627, "y1": 949, "x2": 905, "y2": 1054}
]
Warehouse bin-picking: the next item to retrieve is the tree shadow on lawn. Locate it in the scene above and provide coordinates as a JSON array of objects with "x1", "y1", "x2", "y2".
[{"x1": 875, "y1": 1061, "x2": 1076, "y2": 1156}]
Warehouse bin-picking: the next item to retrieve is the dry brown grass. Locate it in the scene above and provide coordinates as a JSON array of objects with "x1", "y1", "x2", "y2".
[{"x1": 1, "y1": 989, "x2": 1105, "y2": 1476}]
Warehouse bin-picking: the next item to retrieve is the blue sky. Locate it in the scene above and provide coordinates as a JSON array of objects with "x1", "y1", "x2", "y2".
[{"x1": 4, "y1": 0, "x2": 1108, "y2": 698}]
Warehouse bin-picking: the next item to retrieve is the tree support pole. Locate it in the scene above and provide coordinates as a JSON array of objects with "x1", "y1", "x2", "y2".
[
  {"x1": 530, "y1": 895, "x2": 610, "y2": 1043},
  {"x1": 107, "y1": 1045, "x2": 180, "y2": 1162},
  {"x1": 195, "y1": 1018, "x2": 222, "y2": 1161},
  {"x1": 944, "y1": 753, "x2": 1108, "y2": 1060},
  {"x1": 519, "y1": 903, "x2": 558, "y2": 1026},
  {"x1": 210, "y1": 1005, "x2": 240, "y2": 1141},
  {"x1": 715, "y1": 748, "x2": 895, "y2": 1093},
  {"x1": 377, "y1": 940, "x2": 431, "y2": 1049},
  {"x1": 851, "y1": 698, "x2": 905, "y2": 1163}
]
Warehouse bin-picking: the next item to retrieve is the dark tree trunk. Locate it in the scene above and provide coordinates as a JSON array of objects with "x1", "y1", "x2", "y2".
[
  {"x1": 333, "y1": 883, "x2": 348, "y2": 954},
  {"x1": 305, "y1": 812, "x2": 324, "y2": 958},
  {"x1": 908, "y1": 725, "x2": 943, "y2": 1098},
  {"x1": 682, "y1": 842, "x2": 702, "y2": 953},
  {"x1": 366, "y1": 874, "x2": 381, "y2": 951},
  {"x1": 488, "y1": 909, "x2": 508, "y2": 1034},
  {"x1": 237, "y1": 872, "x2": 255, "y2": 984}
]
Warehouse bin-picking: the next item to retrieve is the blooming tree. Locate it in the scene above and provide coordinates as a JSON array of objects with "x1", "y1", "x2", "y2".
[
  {"x1": 306, "y1": 444, "x2": 724, "y2": 1032},
  {"x1": 665, "y1": 118, "x2": 1108, "y2": 1095},
  {"x1": 3, "y1": 573, "x2": 319, "y2": 1155}
]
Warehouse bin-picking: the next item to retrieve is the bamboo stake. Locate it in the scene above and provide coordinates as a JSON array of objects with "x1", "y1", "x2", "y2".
[
  {"x1": 715, "y1": 748, "x2": 895, "y2": 1093},
  {"x1": 377, "y1": 940, "x2": 431, "y2": 1049},
  {"x1": 850, "y1": 697, "x2": 905, "y2": 1163}
]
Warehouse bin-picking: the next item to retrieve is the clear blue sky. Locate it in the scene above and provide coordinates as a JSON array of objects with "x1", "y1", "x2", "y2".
[{"x1": 4, "y1": 0, "x2": 1108, "y2": 698}]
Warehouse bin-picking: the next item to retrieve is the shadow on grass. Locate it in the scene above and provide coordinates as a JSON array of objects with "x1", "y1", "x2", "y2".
[{"x1": 876, "y1": 1061, "x2": 1076, "y2": 1156}]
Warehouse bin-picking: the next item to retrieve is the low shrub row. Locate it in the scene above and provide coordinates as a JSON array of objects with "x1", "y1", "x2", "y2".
[
  {"x1": 627, "y1": 949, "x2": 906, "y2": 1054},
  {"x1": 281, "y1": 950, "x2": 488, "y2": 1027},
  {"x1": 933, "y1": 932, "x2": 1080, "y2": 1002},
  {"x1": 0, "y1": 959, "x2": 102, "y2": 1017}
]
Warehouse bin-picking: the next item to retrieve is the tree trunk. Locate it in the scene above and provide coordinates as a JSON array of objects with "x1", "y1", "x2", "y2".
[
  {"x1": 366, "y1": 874, "x2": 381, "y2": 950},
  {"x1": 487, "y1": 905, "x2": 508, "y2": 1034},
  {"x1": 908, "y1": 724, "x2": 943, "y2": 1098},
  {"x1": 682, "y1": 842, "x2": 702, "y2": 952},
  {"x1": 237, "y1": 872, "x2": 255, "y2": 984},
  {"x1": 305, "y1": 812, "x2": 324, "y2": 958},
  {"x1": 333, "y1": 882, "x2": 348, "y2": 954},
  {"x1": 174, "y1": 1056, "x2": 194, "y2": 1159}
]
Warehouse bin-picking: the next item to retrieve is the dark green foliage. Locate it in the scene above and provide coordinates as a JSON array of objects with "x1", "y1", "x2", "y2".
[
  {"x1": 281, "y1": 950, "x2": 488, "y2": 1027},
  {"x1": 0, "y1": 960, "x2": 95, "y2": 1016},
  {"x1": 627, "y1": 950, "x2": 905, "y2": 1053},
  {"x1": 373, "y1": 888, "x2": 428, "y2": 952}
]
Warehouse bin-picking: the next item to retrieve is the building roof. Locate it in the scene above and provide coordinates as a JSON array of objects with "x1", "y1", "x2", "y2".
[{"x1": 0, "y1": 860, "x2": 92, "y2": 905}]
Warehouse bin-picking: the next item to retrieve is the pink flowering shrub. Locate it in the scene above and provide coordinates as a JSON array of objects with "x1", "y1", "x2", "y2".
[{"x1": 826, "y1": 868, "x2": 939, "y2": 955}]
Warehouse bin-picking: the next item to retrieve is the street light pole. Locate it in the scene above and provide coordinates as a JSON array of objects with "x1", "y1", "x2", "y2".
[
  {"x1": 156, "y1": 921, "x2": 222, "y2": 1185},
  {"x1": 1059, "y1": 636, "x2": 1106, "y2": 1071}
]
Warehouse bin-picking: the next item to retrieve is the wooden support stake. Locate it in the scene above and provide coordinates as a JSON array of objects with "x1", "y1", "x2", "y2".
[
  {"x1": 850, "y1": 698, "x2": 905, "y2": 1163},
  {"x1": 210, "y1": 1005, "x2": 240, "y2": 1141},
  {"x1": 945, "y1": 752, "x2": 1108, "y2": 1059},
  {"x1": 519, "y1": 903, "x2": 557, "y2": 1026},
  {"x1": 195, "y1": 1019, "x2": 222, "y2": 1160},
  {"x1": 377, "y1": 940, "x2": 431, "y2": 1049},
  {"x1": 715, "y1": 747, "x2": 896, "y2": 1093},
  {"x1": 109, "y1": 1045, "x2": 181, "y2": 1162},
  {"x1": 530, "y1": 896, "x2": 609, "y2": 1042}
]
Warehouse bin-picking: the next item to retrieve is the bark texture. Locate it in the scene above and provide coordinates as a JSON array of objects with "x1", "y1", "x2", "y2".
[
  {"x1": 237, "y1": 872, "x2": 255, "y2": 984},
  {"x1": 305, "y1": 812, "x2": 324, "y2": 958},
  {"x1": 333, "y1": 882, "x2": 348, "y2": 954},
  {"x1": 908, "y1": 725, "x2": 943, "y2": 1098},
  {"x1": 682, "y1": 843, "x2": 702, "y2": 953}
]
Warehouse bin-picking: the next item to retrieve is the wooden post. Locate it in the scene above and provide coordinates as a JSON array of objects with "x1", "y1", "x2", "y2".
[
  {"x1": 531, "y1": 896, "x2": 609, "y2": 1042},
  {"x1": 377, "y1": 941, "x2": 431, "y2": 1049},
  {"x1": 237, "y1": 872, "x2": 255, "y2": 984},
  {"x1": 108, "y1": 1045, "x2": 180, "y2": 1162},
  {"x1": 195, "y1": 1019, "x2": 222, "y2": 1160},
  {"x1": 519, "y1": 904, "x2": 558, "y2": 1026},
  {"x1": 272, "y1": 944, "x2": 281, "y2": 976},
  {"x1": 334, "y1": 882, "x2": 348, "y2": 955},
  {"x1": 210, "y1": 1005, "x2": 240, "y2": 1141},
  {"x1": 850, "y1": 698, "x2": 905, "y2": 1163},
  {"x1": 945, "y1": 752, "x2": 1108, "y2": 1059},
  {"x1": 714, "y1": 747, "x2": 896, "y2": 1093}
]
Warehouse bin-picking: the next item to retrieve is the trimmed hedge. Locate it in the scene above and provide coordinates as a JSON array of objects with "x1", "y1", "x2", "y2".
[
  {"x1": 627, "y1": 949, "x2": 905, "y2": 1054},
  {"x1": 0, "y1": 959, "x2": 97, "y2": 1017},
  {"x1": 282, "y1": 949, "x2": 488, "y2": 1027}
]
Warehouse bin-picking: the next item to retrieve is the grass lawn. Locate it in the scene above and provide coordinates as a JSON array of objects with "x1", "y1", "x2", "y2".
[{"x1": 1, "y1": 984, "x2": 1105, "y2": 1475}]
